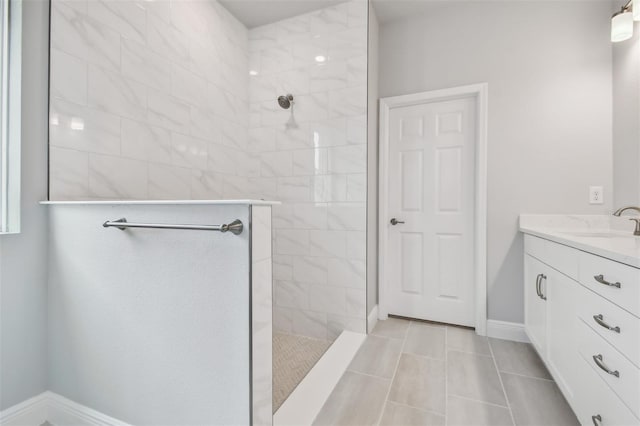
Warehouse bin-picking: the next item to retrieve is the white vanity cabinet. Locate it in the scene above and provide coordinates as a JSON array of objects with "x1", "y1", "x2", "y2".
[
  {"x1": 547, "y1": 270, "x2": 581, "y2": 403},
  {"x1": 523, "y1": 234, "x2": 640, "y2": 426}
]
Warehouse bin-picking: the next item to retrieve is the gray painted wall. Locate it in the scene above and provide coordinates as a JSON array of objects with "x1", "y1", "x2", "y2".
[
  {"x1": 0, "y1": 0, "x2": 50, "y2": 410},
  {"x1": 379, "y1": 2, "x2": 613, "y2": 323},
  {"x1": 612, "y1": 18, "x2": 640, "y2": 207}
]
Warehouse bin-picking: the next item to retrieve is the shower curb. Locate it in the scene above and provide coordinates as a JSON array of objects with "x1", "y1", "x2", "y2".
[{"x1": 273, "y1": 331, "x2": 366, "y2": 426}]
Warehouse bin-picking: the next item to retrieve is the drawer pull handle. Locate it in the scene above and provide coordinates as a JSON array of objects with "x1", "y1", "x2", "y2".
[
  {"x1": 594, "y1": 274, "x2": 621, "y2": 288},
  {"x1": 593, "y1": 354, "x2": 620, "y2": 377},
  {"x1": 538, "y1": 274, "x2": 547, "y2": 300},
  {"x1": 592, "y1": 414, "x2": 602, "y2": 426},
  {"x1": 593, "y1": 314, "x2": 620, "y2": 333}
]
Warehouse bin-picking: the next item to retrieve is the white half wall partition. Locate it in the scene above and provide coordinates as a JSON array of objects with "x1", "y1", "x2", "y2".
[{"x1": 41, "y1": 200, "x2": 274, "y2": 426}]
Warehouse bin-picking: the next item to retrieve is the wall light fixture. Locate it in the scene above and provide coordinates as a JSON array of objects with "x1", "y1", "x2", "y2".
[{"x1": 612, "y1": 0, "x2": 635, "y2": 42}]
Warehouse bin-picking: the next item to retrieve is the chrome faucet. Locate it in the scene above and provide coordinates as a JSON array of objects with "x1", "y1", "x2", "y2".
[{"x1": 613, "y1": 206, "x2": 640, "y2": 236}]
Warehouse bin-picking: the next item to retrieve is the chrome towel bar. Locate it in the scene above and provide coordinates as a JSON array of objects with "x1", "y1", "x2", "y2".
[{"x1": 102, "y1": 218, "x2": 244, "y2": 235}]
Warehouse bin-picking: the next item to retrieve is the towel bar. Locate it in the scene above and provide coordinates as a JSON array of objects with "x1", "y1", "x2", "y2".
[{"x1": 102, "y1": 218, "x2": 244, "y2": 235}]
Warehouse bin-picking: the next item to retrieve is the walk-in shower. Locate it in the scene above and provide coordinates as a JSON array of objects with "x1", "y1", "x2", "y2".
[{"x1": 45, "y1": 0, "x2": 370, "y2": 422}]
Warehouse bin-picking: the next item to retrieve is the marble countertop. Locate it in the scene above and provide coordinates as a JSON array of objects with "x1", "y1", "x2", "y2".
[
  {"x1": 519, "y1": 215, "x2": 640, "y2": 268},
  {"x1": 41, "y1": 199, "x2": 281, "y2": 206}
]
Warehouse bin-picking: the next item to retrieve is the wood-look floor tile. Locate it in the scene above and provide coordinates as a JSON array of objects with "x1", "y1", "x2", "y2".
[
  {"x1": 447, "y1": 395, "x2": 513, "y2": 426},
  {"x1": 371, "y1": 317, "x2": 411, "y2": 339},
  {"x1": 447, "y1": 326, "x2": 491, "y2": 356},
  {"x1": 388, "y1": 354, "x2": 446, "y2": 414},
  {"x1": 447, "y1": 350, "x2": 507, "y2": 406},
  {"x1": 501, "y1": 372, "x2": 578, "y2": 426},
  {"x1": 489, "y1": 338, "x2": 551, "y2": 379},
  {"x1": 313, "y1": 371, "x2": 390, "y2": 426},
  {"x1": 348, "y1": 335, "x2": 403, "y2": 378},
  {"x1": 379, "y1": 401, "x2": 445, "y2": 426},
  {"x1": 403, "y1": 322, "x2": 446, "y2": 359}
]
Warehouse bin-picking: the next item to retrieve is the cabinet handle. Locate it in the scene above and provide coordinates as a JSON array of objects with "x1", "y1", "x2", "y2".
[
  {"x1": 592, "y1": 354, "x2": 620, "y2": 377},
  {"x1": 539, "y1": 274, "x2": 547, "y2": 300},
  {"x1": 594, "y1": 274, "x2": 621, "y2": 289},
  {"x1": 593, "y1": 314, "x2": 621, "y2": 333},
  {"x1": 592, "y1": 414, "x2": 602, "y2": 426},
  {"x1": 535, "y1": 274, "x2": 542, "y2": 297}
]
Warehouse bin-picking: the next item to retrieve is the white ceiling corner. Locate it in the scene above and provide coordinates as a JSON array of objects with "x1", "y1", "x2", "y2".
[{"x1": 219, "y1": 0, "x2": 349, "y2": 28}]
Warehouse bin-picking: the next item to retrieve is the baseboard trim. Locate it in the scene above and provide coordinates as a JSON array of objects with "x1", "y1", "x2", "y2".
[
  {"x1": 0, "y1": 392, "x2": 130, "y2": 426},
  {"x1": 367, "y1": 305, "x2": 378, "y2": 333},
  {"x1": 486, "y1": 319, "x2": 530, "y2": 343},
  {"x1": 46, "y1": 393, "x2": 130, "y2": 426},
  {"x1": 0, "y1": 393, "x2": 48, "y2": 426}
]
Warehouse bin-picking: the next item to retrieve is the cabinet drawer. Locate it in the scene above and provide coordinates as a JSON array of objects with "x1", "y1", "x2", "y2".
[
  {"x1": 578, "y1": 320, "x2": 640, "y2": 418},
  {"x1": 524, "y1": 235, "x2": 579, "y2": 279},
  {"x1": 578, "y1": 284, "x2": 640, "y2": 368},
  {"x1": 524, "y1": 234, "x2": 547, "y2": 261},
  {"x1": 545, "y1": 239, "x2": 579, "y2": 279},
  {"x1": 578, "y1": 251, "x2": 640, "y2": 317},
  {"x1": 575, "y1": 355, "x2": 640, "y2": 426}
]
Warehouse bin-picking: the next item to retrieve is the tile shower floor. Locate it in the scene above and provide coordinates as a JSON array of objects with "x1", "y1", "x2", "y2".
[
  {"x1": 313, "y1": 317, "x2": 579, "y2": 425},
  {"x1": 273, "y1": 332, "x2": 332, "y2": 412}
]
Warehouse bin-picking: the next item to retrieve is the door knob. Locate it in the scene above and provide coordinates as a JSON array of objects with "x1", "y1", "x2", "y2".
[{"x1": 390, "y1": 218, "x2": 405, "y2": 225}]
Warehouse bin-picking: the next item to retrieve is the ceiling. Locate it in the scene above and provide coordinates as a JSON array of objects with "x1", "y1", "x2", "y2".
[
  {"x1": 218, "y1": 0, "x2": 463, "y2": 29},
  {"x1": 371, "y1": 0, "x2": 620, "y2": 25},
  {"x1": 219, "y1": 0, "x2": 347, "y2": 28},
  {"x1": 220, "y1": 0, "x2": 606, "y2": 30}
]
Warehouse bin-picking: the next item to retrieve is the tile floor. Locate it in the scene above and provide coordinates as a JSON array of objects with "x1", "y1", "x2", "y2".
[{"x1": 313, "y1": 317, "x2": 579, "y2": 426}]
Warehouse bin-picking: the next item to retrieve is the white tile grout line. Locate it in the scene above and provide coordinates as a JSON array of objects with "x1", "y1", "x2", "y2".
[
  {"x1": 373, "y1": 320, "x2": 411, "y2": 426},
  {"x1": 446, "y1": 393, "x2": 511, "y2": 410},
  {"x1": 344, "y1": 370, "x2": 395, "y2": 381},
  {"x1": 440, "y1": 348, "x2": 494, "y2": 358},
  {"x1": 498, "y1": 370, "x2": 554, "y2": 382},
  {"x1": 383, "y1": 400, "x2": 445, "y2": 418},
  {"x1": 420, "y1": 346, "x2": 553, "y2": 383},
  {"x1": 402, "y1": 348, "x2": 472, "y2": 363},
  {"x1": 488, "y1": 338, "x2": 517, "y2": 426}
]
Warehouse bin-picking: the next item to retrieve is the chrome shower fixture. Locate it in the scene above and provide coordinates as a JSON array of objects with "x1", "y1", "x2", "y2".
[{"x1": 278, "y1": 94, "x2": 294, "y2": 109}]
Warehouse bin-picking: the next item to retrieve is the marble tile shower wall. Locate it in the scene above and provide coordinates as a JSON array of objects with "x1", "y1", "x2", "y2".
[
  {"x1": 49, "y1": 0, "x2": 249, "y2": 200},
  {"x1": 48, "y1": 0, "x2": 369, "y2": 341},
  {"x1": 247, "y1": 1, "x2": 369, "y2": 340}
]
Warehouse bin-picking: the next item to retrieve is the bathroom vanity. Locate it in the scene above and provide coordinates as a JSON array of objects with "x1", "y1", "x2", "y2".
[{"x1": 520, "y1": 215, "x2": 640, "y2": 426}]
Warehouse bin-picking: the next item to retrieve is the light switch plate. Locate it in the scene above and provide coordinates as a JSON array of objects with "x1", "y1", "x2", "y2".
[{"x1": 589, "y1": 186, "x2": 604, "y2": 204}]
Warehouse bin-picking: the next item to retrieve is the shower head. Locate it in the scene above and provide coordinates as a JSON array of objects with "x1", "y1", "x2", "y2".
[{"x1": 278, "y1": 94, "x2": 294, "y2": 109}]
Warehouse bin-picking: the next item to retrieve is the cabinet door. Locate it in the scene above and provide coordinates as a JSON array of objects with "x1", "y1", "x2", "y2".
[
  {"x1": 525, "y1": 254, "x2": 547, "y2": 355},
  {"x1": 547, "y1": 269, "x2": 579, "y2": 405}
]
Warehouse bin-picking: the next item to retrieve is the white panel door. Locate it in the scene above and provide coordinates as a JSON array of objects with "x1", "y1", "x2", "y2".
[{"x1": 385, "y1": 96, "x2": 476, "y2": 327}]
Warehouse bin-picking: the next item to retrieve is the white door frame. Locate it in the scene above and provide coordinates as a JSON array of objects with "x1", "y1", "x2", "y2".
[{"x1": 378, "y1": 83, "x2": 488, "y2": 336}]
